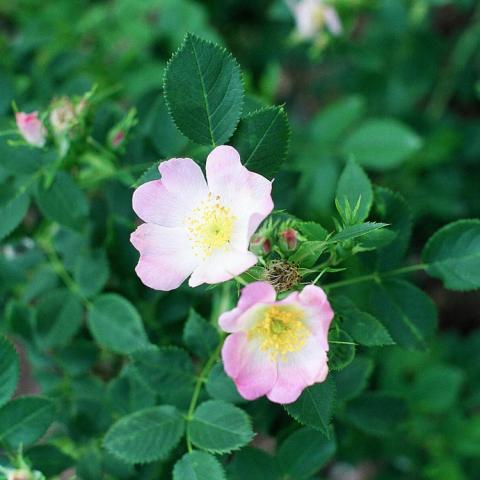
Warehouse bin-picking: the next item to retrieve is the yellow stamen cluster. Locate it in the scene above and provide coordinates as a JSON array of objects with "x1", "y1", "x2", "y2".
[
  {"x1": 249, "y1": 306, "x2": 310, "y2": 360},
  {"x1": 186, "y1": 193, "x2": 236, "y2": 258}
]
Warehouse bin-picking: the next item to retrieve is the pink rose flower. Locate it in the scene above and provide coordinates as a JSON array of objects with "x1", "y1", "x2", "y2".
[
  {"x1": 220, "y1": 281, "x2": 334, "y2": 404},
  {"x1": 130, "y1": 146, "x2": 273, "y2": 290},
  {"x1": 15, "y1": 112, "x2": 47, "y2": 147}
]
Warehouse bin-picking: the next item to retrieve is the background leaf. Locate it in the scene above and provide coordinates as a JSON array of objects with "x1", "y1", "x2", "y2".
[
  {"x1": 342, "y1": 119, "x2": 422, "y2": 170},
  {"x1": 369, "y1": 280, "x2": 437, "y2": 350},
  {"x1": 0, "y1": 187, "x2": 29, "y2": 241},
  {"x1": 284, "y1": 377, "x2": 336, "y2": 436},
  {"x1": 423, "y1": 219, "x2": 480, "y2": 291},
  {"x1": 0, "y1": 396, "x2": 56, "y2": 448},
  {"x1": 104, "y1": 405, "x2": 185, "y2": 464},
  {"x1": 173, "y1": 451, "x2": 226, "y2": 480},
  {"x1": 189, "y1": 400, "x2": 253, "y2": 453},
  {"x1": 0, "y1": 336, "x2": 19, "y2": 407},
  {"x1": 277, "y1": 427, "x2": 336, "y2": 479},
  {"x1": 35, "y1": 171, "x2": 89, "y2": 231},
  {"x1": 183, "y1": 309, "x2": 220, "y2": 359},
  {"x1": 87, "y1": 294, "x2": 149, "y2": 354}
]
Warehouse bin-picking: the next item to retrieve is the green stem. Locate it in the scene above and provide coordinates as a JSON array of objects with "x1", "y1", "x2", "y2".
[
  {"x1": 185, "y1": 342, "x2": 223, "y2": 453},
  {"x1": 38, "y1": 226, "x2": 91, "y2": 307},
  {"x1": 323, "y1": 263, "x2": 427, "y2": 291}
]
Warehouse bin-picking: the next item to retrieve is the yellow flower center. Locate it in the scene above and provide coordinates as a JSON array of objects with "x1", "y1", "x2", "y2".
[
  {"x1": 186, "y1": 193, "x2": 236, "y2": 258},
  {"x1": 248, "y1": 305, "x2": 310, "y2": 360}
]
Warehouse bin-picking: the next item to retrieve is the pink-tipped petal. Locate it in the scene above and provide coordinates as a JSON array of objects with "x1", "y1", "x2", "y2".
[
  {"x1": 130, "y1": 223, "x2": 197, "y2": 291},
  {"x1": 206, "y1": 146, "x2": 273, "y2": 237},
  {"x1": 222, "y1": 333, "x2": 277, "y2": 401},
  {"x1": 133, "y1": 180, "x2": 195, "y2": 226},
  {"x1": 219, "y1": 281, "x2": 277, "y2": 333},
  {"x1": 267, "y1": 338, "x2": 329, "y2": 404},
  {"x1": 298, "y1": 285, "x2": 334, "y2": 349},
  {"x1": 188, "y1": 249, "x2": 257, "y2": 288},
  {"x1": 159, "y1": 157, "x2": 208, "y2": 202}
]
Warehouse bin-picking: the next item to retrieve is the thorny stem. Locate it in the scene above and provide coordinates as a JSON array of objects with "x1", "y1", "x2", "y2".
[{"x1": 322, "y1": 263, "x2": 427, "y2": 291}]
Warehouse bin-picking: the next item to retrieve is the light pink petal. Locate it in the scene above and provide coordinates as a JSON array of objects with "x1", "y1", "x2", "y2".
[
  {"x1": 205, "y1": 146, "x2": 273, "y2": 237},
  {"x1": 132, "y1": 180, "x2": 195, "y2": 227},
  {"x1": 222, "y1": 332, "x2": 277, "y2": 401},
  {"x1": 159, "y1": 157, "x2": 208, "y2": 201},
  {"x1": 188, "y1": 249, "x2": 257, "y2": 287},
  {"x1": 130, "y1": 223, "x2": 197, "y2": 291},
  {"x1": 267, "y1": 337, "x2": 329, "y2": 404},
  {"x1": 219, "y1": 281, "x2": 277, "y2": 333},
  {"x1": 132, "y1": 158, "x2": 208, "y2": 226},
  {"x1": 298, "y1": 285, "x2": 334, "y2": 350}
]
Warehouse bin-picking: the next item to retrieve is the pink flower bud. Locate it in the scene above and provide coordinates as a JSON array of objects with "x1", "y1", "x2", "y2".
[
  {"x1": 15, "y1": 112, "x2": 47, "y2": 147},
  {"x1": 250, "y1": 234, "x2": 271, "y2": 255},
  {"x1": 112, "y1": 130, "x2": 125, "y2": 148},
  {"x1": 280, "y1": 228, "x2": 298, "y2": 251}
]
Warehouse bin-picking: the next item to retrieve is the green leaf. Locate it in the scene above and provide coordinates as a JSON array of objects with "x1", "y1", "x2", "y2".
[
  {"x1": 0, "y1": 396, "x2": 56, "y2": 448},
  {"x1": 164, "y1": 34, "x2": 243, "y2": 146},
  {"x1": 206, "y1": 362, "x2": 246, "y2": 404},
  {"x1": 232, "y1": 106, "x2": 289, "y2": 179},
  {"x1": 108, "y1": 366, "x2": 156, "y2": 416},
  {"x1": 189, "y1": 400, "x2": 253, "y2": 454},
  {"x1": 284, "y1": 377, "x2": 335, "y2": 436},
  {"x1": 104, "y1": 405, "x2": 185, "y2": 464},
  {"x1": 345, "y1": 393, "x2": 407, "y2": 436},
  {"x1": 183, "y1": 310, "x2": 220, "y2": 359},
  {"x1": 73, "y1": 248, "x2": 109, "y2": 298},
  {"x1": 334, "y1": 356, "x2": 374, "y2": 402},
  {"x1": 296, "y1": 221, "x2": 328, "y2": 241},
  {"x1": 332, "y1": 222, "x2": 388, "y2": 242},
  {"x1": 328, "y1": 329, "x2": 355, "y2": 371},
  {"x1": 309, "y1": 95, "x2": 366, "y2": 148},
  {"x1": 0, "y1": 336, "x2": 19, "y2": 407},
  {"x1": 336, "y1": 159, "x2": 372, "y2": 222},
  {"x1": 277, "y1": 427, "x2": 336, "y2": 479},
  {"x1": 35, "y1": 171, "x2": 89, "y2": 231},
  {"x1": 289, "y1": 241, "x2": 327, "y2": 267},
  {"x1": 0, "y1": 139, "x2": 54, "y2": 175},
  {"x1": 35, "y1": 288, "x2": 83, "y2": 349},
  {"x1": 0, "y1": 186, "x2": 29, "y2": 241},
  {"x1": 87, "y1": 294, "x2": 149, "y2": 354},
  {"x1": 332, "y1": 296, "x2": 394, "y2": 347},
  {"x1": 374, "y1": 187, "x2": 412, "y2": 271},
  {"x1": 173, "y1": 451, "x2": 226, "y2": 480},
  {"x1": 227, "y1": 447, "x2": 279, "y2": 480},
  {"x1": 411, "y1": 365, "x2": 464, "y2": 414},
  {"x1": 370, "y1": 280, "x2": 437, "y2": 350},
  {"x1": 342, "y1": 119, "x2": 422, "y2": 170},
  {"x1": 131, "y1": 346, "x2": 195, "y2": 409},
  {"x1": 422, "y1": 219, "x2": 480, "y2": 291},
  {"x1": 26, "y1": 444, "x2": 74, "y2": 477}
]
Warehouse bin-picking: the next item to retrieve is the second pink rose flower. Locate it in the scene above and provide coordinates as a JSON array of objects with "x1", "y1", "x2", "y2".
[{"x1": 220, "y1": 281, "x2": 334, "y2": 404}]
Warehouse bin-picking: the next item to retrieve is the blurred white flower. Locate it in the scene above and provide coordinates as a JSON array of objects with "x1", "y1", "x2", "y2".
[{"x1": 287, "y1": 0, "x2": 342, "y2": 39}]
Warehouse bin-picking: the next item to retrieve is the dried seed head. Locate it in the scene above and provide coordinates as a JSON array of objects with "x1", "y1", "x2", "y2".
[{"x1": 264, "y1": 260, "x2": 300, "y2": 292}]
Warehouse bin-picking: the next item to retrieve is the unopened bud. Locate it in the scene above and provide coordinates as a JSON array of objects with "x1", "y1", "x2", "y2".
[
  {"x1": 49, "y1": 97, "x2": 75, "y2": 134},
  {"x1": 279, "y1": 228, "x2": 298, "y2": 251},
  {"x1": 15, "y1": 112, "x2": 47, "y2": 147},
  {"x1": 8, "y1": 469, "x2": 32, "y2": 480},
  {"x1": 250, "y1": 234, "x2": 271, "y2": 255}
]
